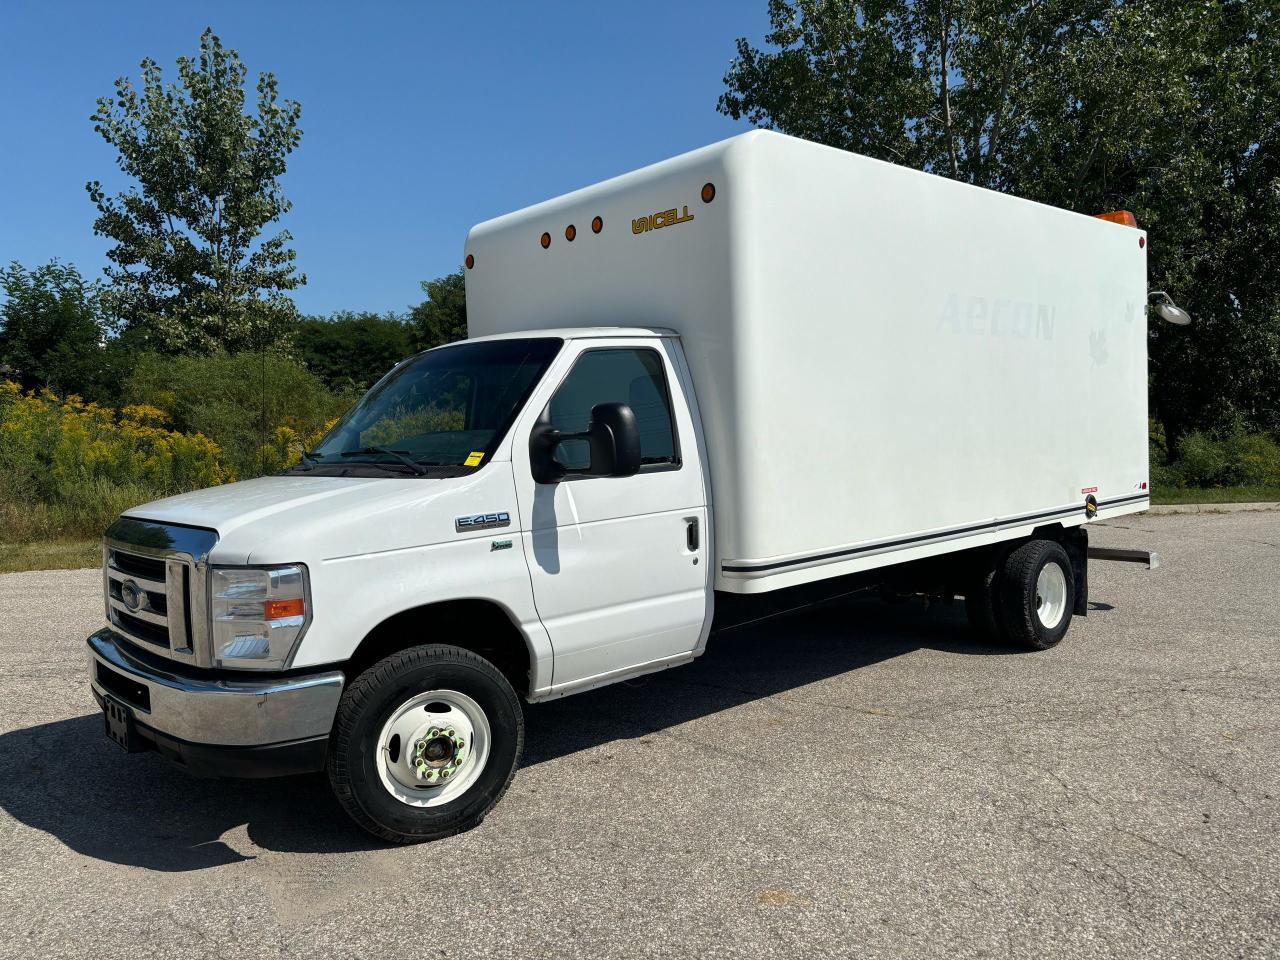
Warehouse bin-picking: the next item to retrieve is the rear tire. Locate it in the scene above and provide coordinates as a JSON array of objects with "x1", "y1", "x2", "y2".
[
  {"x1": 328, "y1": 644, "x2": 523, "y2": 844},
  {"x1": 997, "y1": 539, "x2": 1075, "y2": 650}
]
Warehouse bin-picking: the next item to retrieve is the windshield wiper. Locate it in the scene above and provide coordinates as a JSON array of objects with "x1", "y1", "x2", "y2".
[{"x1": 338, "y1": 446, "x2": 428, "y2": 475}]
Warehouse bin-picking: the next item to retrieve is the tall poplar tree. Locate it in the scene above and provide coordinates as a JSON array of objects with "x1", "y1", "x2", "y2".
[{"x1": 88, "y1": 28, "x2": 305, "y2": 353}]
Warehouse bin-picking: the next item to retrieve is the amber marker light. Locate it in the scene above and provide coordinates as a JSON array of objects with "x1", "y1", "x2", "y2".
[
  {"x1": 565, "y1": 224, "x2": 576, "y2": 242},
  {"x1": 465, "y1": 254, "x2": 474, "y2": 269},
  {"x1": 701, "y1": 182, "x2": 716, "y2": 203},
  {"x1": 591, "y1": 216, "x2": 603, "y2": 233},
  {"x1": 1094, "y1": 210, "x2": 1137, "y2": 228},
  {"x1": 263, "y1": 598, "x2": 305, "y2": 620},
  {"x1": 540, "y1": 232, "x2": 551, "y2": 249}
]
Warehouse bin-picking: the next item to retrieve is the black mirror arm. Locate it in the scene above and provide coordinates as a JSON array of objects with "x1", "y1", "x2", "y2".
[{"x1": 529, "y1": 421, "x2": 568, "y2": 485}]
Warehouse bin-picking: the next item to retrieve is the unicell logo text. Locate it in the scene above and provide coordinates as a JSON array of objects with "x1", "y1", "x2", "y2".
[{"x1": 936, "y1": 294, "x2": 1056, "y2": 340}]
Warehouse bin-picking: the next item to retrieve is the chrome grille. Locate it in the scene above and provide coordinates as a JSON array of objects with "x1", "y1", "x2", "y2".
[{"x1": 102, "y1": 518, "x2": 218, "y2": 666}]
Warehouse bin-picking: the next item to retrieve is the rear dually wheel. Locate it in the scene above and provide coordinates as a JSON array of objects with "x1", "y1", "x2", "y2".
[{"x1": 997, "y1": 539, "x2": 1076, "y2": 650}]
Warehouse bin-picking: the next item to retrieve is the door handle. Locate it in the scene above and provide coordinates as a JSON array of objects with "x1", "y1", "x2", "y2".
[{"x1": 685, "y1": 516, "x2": 699, "y2": 552}]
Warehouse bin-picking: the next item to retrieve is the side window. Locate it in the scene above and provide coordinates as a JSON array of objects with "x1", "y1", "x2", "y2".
[{"x1": 545, "y1": 348, "x2": 678, "y2": 472}]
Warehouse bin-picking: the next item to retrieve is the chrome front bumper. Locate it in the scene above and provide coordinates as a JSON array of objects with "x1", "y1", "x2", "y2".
[{"x1": 87, "y1": 629, "x2": 344, "y2": 749}]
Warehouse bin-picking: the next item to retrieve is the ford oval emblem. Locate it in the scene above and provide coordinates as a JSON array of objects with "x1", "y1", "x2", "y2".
[{"x1": 120, "y1": 579, "x2": 145, "y2": 613}]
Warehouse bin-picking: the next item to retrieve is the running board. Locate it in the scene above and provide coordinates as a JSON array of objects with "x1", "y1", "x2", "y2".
[{"x1": 1088, "y1": 546, "x2": 1160, "y2": 569}]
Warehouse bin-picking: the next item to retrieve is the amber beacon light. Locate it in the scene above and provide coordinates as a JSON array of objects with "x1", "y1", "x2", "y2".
[{"x1": 1094, "y1": 210, "x2": 1137, "y2": 228}]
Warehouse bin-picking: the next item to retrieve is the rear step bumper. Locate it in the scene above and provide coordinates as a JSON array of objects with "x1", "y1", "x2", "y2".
[{"x1": 1088, "y1": 546, "x2": 1160, "y2": 569}]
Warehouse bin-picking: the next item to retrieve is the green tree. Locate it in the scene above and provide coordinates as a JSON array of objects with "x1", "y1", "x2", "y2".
[
  {"x1": 87, "y1": 28, "x2": 305, "y2": 354},
  {"x1": 720, "y1": 0, "x2": 1280, "y2": 444},
  {"x1": 294, "y1": 311, "x2": 415, "y2": 391},
  {"x1": 409, "y1": 270, "x2": 468, "y2": 350},
  {"x1": 0, "y1": 260, "x2": 112, "y2": 398}
]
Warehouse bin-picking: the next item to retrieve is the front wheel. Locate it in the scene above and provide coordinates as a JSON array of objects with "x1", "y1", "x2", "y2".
[
  {"x1": 997, "y1": 539, "x2": 1075, "y2": 650},
  {"x1": 328, "y1": 644, "x2": 524, "y2": 843}
]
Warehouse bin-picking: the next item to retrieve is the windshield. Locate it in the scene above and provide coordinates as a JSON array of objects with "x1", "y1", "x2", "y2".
[{"x1": 306, "y1": 337, "x2": 562, "y2": 475}]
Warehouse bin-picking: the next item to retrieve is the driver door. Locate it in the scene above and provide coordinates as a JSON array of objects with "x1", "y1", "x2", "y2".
[{"x1": 511, "y1": 337, "x2": 710, "y2": 692}]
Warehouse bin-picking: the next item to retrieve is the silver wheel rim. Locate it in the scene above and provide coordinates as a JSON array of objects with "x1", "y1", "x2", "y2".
[
  {"x1": 1035, "y1": 561, "x2": 1068, "y2": 629},
  {"x1": 375, "y1": 689, "x2": 491, "y2": 808}
]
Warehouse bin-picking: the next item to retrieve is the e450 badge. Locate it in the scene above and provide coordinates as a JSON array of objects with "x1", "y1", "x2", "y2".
[{"x1": 455, "y1": 511, "x2": 511, "y2": 533}]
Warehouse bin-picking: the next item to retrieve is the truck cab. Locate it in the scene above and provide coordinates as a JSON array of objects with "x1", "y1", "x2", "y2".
[{"x1": 90, "y1": 328, "x2": 713, "y2": 840}]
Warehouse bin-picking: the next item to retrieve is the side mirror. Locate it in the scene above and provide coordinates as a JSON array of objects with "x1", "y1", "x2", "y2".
[
  {"x1": 528, "y1": 402, "x2": 642, "y2": 484},
  {"x1": 587, "y1": 402, "x2": 642, "y2": 478}
]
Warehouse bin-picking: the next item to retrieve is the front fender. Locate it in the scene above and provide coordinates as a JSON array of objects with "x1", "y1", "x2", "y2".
[{"x1": 290, "y1": 534, "x2": 553, "y2": 696}]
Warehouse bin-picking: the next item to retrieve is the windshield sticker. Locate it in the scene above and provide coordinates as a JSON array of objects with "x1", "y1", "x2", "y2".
[{"x1": 464, "y1": 451, "x2": 485, "y2": 467}]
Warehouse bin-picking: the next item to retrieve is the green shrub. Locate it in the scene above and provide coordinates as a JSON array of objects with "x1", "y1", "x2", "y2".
[
  {"x1": 0, "y1": 381, "x2": 227, "y2": 542},
  {"x1": 1155, "y1": 425, "x2": 1280, "y2": 489},
  {"x1": 123, "y1": 351, "x2": 356, "y2": 478},
  {"x1": 1222, "y1": 431, "x2": 1280, "y2": 487}
]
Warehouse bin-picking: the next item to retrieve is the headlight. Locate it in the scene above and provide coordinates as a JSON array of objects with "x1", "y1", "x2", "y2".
[{"x1": 210, "y1": 564, "x2": 310, "y2": 669}]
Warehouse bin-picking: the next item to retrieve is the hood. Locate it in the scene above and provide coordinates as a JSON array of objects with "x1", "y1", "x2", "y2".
[{"x1": 123, "y1": 469, "x2": 518, "y2": 565}]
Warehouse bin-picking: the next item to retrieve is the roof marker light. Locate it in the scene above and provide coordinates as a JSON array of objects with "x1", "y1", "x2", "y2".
[
  {"x1": 464, "y1": 254, "x2": 474, "y2": 269},
  {"x1": 1094, "y1": 210, "x2": 1137, "y2": 228},
  {"x1": 540, "y1": 232, "x2": 551, "y2": 249},
  {"x1": 701, "y1": 182, "x2": 716, "y2": 203},
  {"x1": 591, "y1": 216, "x2": 603, "y2": 234},
  {"x1": 565, "y1": 224, "x2": 576, "y2": 242}
]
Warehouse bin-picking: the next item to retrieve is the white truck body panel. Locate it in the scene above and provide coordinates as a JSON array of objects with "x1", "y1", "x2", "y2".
[{"x1": 465, "y1": 130, "x2": 1150, "y2": 594}]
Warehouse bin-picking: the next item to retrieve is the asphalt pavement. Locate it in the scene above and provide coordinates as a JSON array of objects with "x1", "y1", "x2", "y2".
[{"x1": 0, "y1": 512, "x2": 1276, "y2": 959}]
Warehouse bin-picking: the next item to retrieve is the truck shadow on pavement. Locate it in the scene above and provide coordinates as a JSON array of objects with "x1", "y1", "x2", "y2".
[{"x1": 0, "y1": 597, "x2": 1027, "y2": 872}]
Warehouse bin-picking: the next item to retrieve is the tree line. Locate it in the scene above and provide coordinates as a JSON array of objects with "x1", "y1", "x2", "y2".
[
  {"x1": 720, "y1": 0, "x2": 1280, "y2": 460},
  {"x1": 0, "y1": 28, "x2": 466, "y2": 411},
  {"x1": 4, "y1": 11, "x2": 1280, "y2": 494}
]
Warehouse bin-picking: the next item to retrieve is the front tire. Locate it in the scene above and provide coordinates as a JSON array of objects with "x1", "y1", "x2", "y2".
[
  {"x1": 328, "y1": 644, "x2": 524, "y2": 843},
  {"x1": 997, "y1": 539, "x2": 1075, "y2": 650}
]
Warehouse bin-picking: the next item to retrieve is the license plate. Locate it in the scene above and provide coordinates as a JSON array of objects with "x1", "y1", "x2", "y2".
[{"x1": 102, "y1": 694, "x2": 144, "y2": 753}]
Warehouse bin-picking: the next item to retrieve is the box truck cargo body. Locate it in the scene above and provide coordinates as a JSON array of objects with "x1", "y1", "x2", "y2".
[
  {"x1": 467, "y1": 130, "x2": 1150, "y2": 592},
  {"x1": 87, "y1": 130, "x2": 1156, "y2": 843}
]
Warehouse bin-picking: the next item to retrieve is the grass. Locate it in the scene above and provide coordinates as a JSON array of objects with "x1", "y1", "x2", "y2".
[
  {"x1": 1151, "y1": 486, "x2": 1280, "y2": 505},
  {"x1": 0, "y1": 539, "x2": 100, "y2": 574}
]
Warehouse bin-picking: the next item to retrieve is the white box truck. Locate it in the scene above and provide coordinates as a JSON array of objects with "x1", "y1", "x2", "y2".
[{"x1": 88, "y1": 131, "x2": 1155, "y2": 842}]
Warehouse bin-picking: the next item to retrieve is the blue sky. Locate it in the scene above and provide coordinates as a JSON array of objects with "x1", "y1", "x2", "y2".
[{"x1": 0, "y1": 1, "x2": 768, "y2": 316}]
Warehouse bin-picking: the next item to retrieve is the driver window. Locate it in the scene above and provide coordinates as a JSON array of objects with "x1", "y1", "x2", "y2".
[{"x1": 545, "y1": 348, "x2": 678, "y2": 471}]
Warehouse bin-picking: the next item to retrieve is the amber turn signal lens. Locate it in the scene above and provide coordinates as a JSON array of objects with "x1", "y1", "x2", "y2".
[
  {"x1": 591, "y1": 216, "x2": 603, "y2": 233},
  {"x1": 701, "y1": 182, "x2": 716, "y2": 203},
  {"x1": 565, "y1": 224, "x2": 576, "y2": 242},
  {"x1": 263, "y1": 598, "x2": 305, "y2": 620},
  {"x1": 464, "y1": 254, "x2": 474, "y2": 269},
  {"x1": 540, "y1": 232, "x2": 551, "y2": 249}
]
